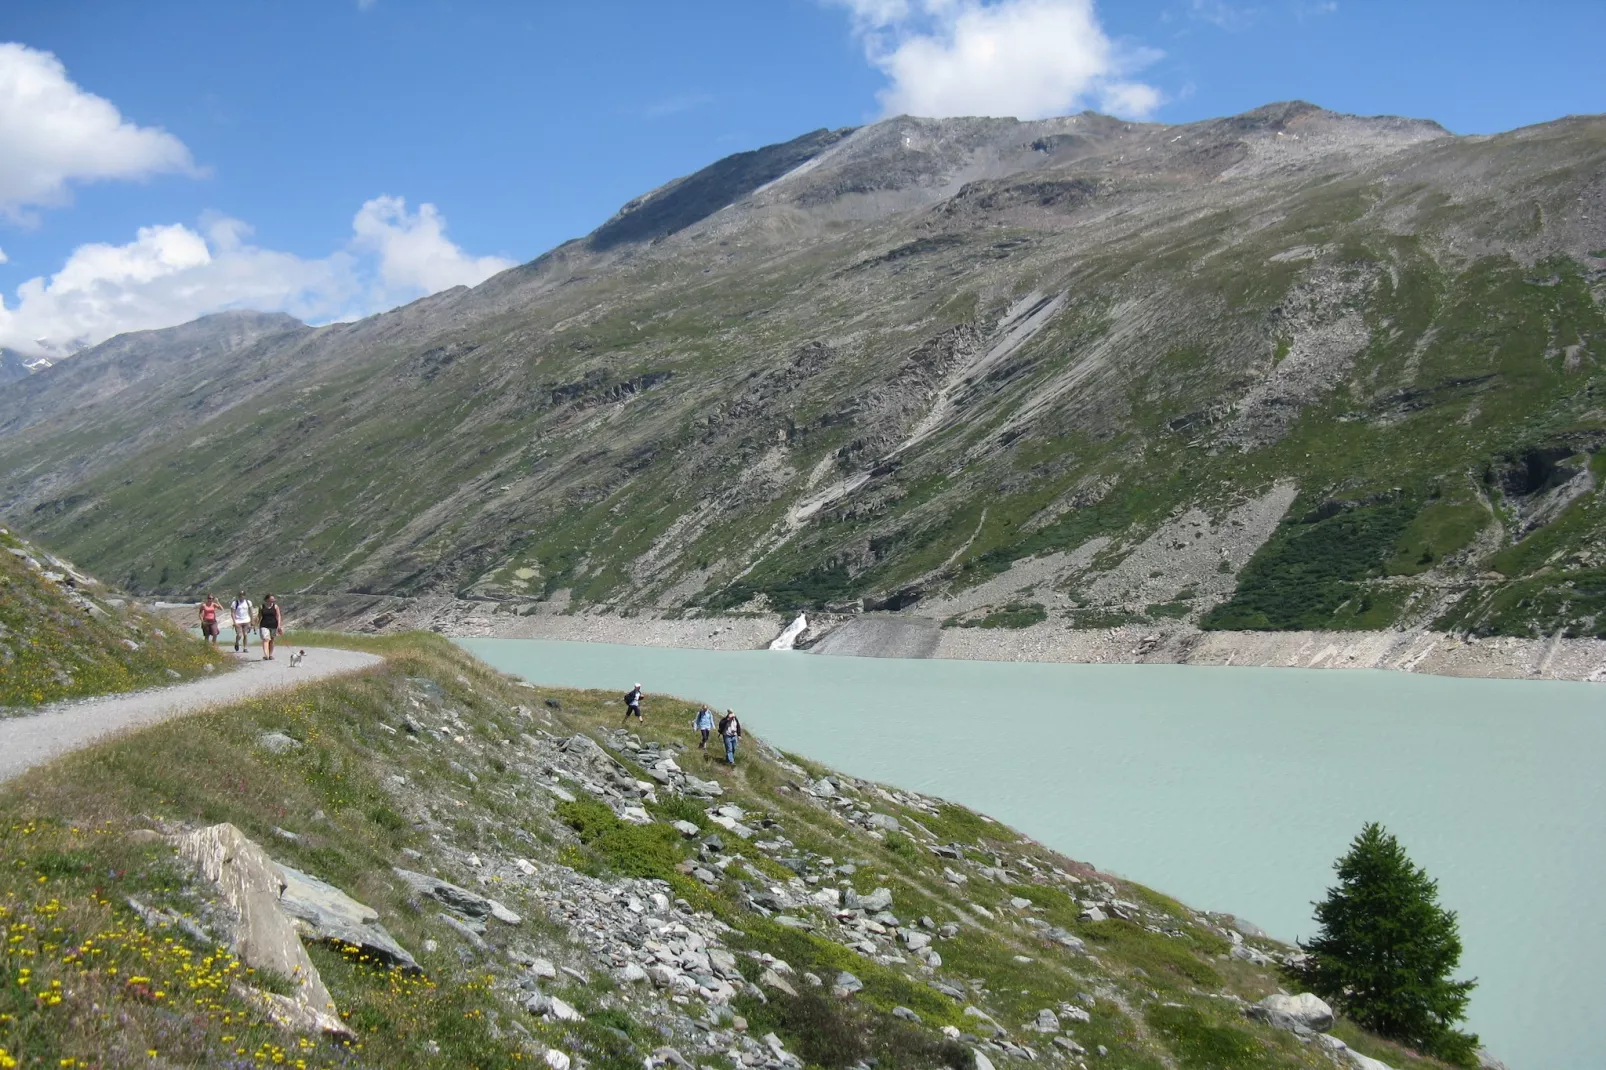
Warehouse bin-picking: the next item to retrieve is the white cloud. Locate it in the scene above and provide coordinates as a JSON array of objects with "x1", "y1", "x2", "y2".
[
  {"x1": 351, "y1": 195, "x2": 512, "y2": 298},
  {"x1": 0, "y1": 42, "x2": 197, "y2": 220},
  {"x1": 0, "y1": 196, "x2": 514, "y2": 356},
  {"x1": 833, "y1": 0, "x2": 1163, "y2": 121}
]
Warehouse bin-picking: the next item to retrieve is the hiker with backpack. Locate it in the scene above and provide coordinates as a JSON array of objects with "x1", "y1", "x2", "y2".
[
  {"x1": 623, "y1": 683, "x2": 644, "y2": 722},
  {"x1": 693, "y1": 704, "x2": 715, "y2": 749},
  {"x1": 230, "y1": 591, "x2": 255, "y2": 654},
  {"x1": 717, "y1": 709, "x2": 742, "y2": 766}
]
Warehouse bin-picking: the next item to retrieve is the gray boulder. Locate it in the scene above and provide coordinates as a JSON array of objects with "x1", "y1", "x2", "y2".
[
  {"x1": 393, "y1": 867, "x2": 521, "y2": 925},
  {"x1": 1046, "y1": 927, "x2": 1086, "y2": 952},
  {"x1": 437, "y1": 911, "x2": 488, "y2": 951},
  {"x1": 258, "y1": 731, "x2": 302, "y2": 754},
  {"x1": 275, "y1": 863, "x2": 418, "y2": 972},
  {"x1": 1247, "y1": 992, "x2": 1335, "y2": 1032},
  {"x1": 847, "y1": 886, "x2": 893, "y2": 912}
]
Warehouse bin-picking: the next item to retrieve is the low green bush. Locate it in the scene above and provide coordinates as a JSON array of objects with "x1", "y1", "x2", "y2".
[{"x1": 556, "y1": 798, "x2": 686, "y2": 880}]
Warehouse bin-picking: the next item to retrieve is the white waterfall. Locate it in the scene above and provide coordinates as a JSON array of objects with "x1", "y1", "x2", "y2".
[{"x1": 768, "y1": 613, "x2": 808, "y2": 650}]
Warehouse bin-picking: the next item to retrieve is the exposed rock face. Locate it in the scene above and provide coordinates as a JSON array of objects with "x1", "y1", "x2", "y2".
[{"x1": 173, "y1": 823, "x2": 347, "y2": 1035}]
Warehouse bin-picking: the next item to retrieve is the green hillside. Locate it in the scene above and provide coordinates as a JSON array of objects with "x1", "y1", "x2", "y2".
[
  {"x1": 0, "y1": 632, "x2": 1454, "y2": 1069},
  {"x1": 1, "y1": 105, "x2": 1603, "y2": 637},
  {"x1": 0, "y1": 528, "x2": 222, "y2": 709}
]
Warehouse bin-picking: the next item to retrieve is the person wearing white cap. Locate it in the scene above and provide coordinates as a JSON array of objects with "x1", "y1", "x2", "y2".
[{"x1": 623, "y1": 682, "x2": 644, "y2": 722}]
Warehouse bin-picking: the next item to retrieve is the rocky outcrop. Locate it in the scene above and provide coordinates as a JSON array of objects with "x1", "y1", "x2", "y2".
[
  {"x1": 276, "y1": 862, "x2": 419, "y2": 971},
  {"x1": 167, "y1": 823, "x2": 423, "y2": 1037},
  {"x1": 393, "y1": 867, "x2": 522, "y2": 927},
  {"x1": 173, "y1": 823, "x2": 348, "y2": 1036}
]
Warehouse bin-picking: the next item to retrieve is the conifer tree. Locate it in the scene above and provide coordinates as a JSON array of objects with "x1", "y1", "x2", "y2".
[{"x1": 1299, "y1": 823, "x2": 1478, "y2": 1065}]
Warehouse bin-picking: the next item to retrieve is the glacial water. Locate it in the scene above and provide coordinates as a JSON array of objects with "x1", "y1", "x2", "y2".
[{"x1": 457, "y1": 637, "x2": 1606, "y2": 1069}]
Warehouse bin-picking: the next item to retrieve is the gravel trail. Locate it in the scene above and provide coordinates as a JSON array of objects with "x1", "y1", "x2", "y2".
[{"x1": 0, "y1": 647, "x2": 382, "y2": 784}]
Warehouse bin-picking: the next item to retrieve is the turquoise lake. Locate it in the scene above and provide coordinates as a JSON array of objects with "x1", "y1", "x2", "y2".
[{"x1": 458, "y1": 637, "x2": 1606, "y2": 1070}]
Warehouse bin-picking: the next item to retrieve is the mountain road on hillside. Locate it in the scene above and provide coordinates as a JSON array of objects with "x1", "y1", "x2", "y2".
[{"x1": 0, "y1": 648, "x2": 383, "y2": 784}]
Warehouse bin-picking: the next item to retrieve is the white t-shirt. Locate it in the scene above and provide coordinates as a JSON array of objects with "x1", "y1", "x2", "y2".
[{"x1": 231, "y1": 599, "x2": 255, "y2": 625}]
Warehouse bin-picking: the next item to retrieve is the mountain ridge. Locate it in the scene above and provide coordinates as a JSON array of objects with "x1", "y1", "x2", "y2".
[{"x1": 1, "y1": 101, "x2": 1603, "y2": 643}]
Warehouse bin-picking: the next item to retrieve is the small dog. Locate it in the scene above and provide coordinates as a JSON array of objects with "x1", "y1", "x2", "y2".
[{"x1": 289, "y1": 649, "x2": 305, "y2": 668}]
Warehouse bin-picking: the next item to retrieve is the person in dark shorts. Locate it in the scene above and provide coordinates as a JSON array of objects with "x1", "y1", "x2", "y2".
[
  {"x1": 258, "y1": 594, "x2": 284, "y2": 660},
  {"x1": 198, "y1": 594, "x2": 223, "y2": 646},
  {"x1": 717, "y1": 709, "x2": 742, "y2": 766},
  {"x1": 623, "y1": 683, "x2": 644, "y2": 722}
]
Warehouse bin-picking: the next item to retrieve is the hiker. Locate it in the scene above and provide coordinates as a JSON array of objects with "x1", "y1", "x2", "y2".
[
  {"x1": 198, "y1": 594, "x2": 222, "y2": 647},
  {"x1": 693, "y1": 704, "x2": 715, "y2": 749},
  {"x1": 717, "y1": 708, "x2": 742, "y2": 766},
  {"x1": 258, "y1": 594, "x2": 284, "y2": 661},
  {"x1": 623, "y1": 682, "x2": 644, "y2": 722},
  {"x1": 230, "y1": 590, "x2": 255, "y2": 654}
]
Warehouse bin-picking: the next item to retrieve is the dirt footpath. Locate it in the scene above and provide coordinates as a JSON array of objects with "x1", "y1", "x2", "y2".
[{"x1": 0, "y1": 648, "x2": 382, "y2": 784}]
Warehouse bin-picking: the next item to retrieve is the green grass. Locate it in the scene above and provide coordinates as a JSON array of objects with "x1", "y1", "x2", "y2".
[
  {"x1": 0, "y1": 635, "x2": 533, "y2": 1068},
  {"x1": 0, "y1": 529, "x2": 223, "y2": 710},
  {"x1": 943, "y1": 602, "x2": 1048, "y2": 629},
  {"x1": 555, "y1": 797, "x2": 687, "y2": 880},
  {"x1": 1145, "y1": 1004, "x2": 1293, "y2": 1070},
  {"x1": 1385, "y1": 496, "x2": 1488, "y2": 576}
]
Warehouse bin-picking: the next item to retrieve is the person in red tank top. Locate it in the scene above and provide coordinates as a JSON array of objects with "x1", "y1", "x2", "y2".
[{"x1": 198, "y1": 594, "x2": 222, "y2": 646}]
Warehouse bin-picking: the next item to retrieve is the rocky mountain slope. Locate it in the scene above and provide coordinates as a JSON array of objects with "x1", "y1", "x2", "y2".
[
  {"x1": 0, "y1": 527, "x2": 221, "y2": 708},
  {"x1": 0, "y1": 630, "x2": 1460, "y2": 1069},
  {"x1": 1, "y1": 102, "x2": 1604, "y2": 641}
]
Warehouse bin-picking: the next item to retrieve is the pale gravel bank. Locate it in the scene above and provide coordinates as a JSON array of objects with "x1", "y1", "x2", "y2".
[
  {"x1": 931, "y1": 620, "x2": 1606, "y2": 682},
  {"x1": 0, "y1": 648, "x2": 383, "y2": 784},
  {"x1": 434, "y1": 602, "x2": 1606, "y2": 683}
]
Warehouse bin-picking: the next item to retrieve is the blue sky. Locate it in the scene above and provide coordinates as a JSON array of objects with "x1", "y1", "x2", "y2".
[{"x1": 0, "y1": 0, "x2": 1601, "y2": 355}]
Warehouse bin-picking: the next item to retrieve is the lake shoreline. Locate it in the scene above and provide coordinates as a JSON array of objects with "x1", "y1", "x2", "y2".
[{"x1": 327, "y1": 595, "x2": 1606, "y2": 683}]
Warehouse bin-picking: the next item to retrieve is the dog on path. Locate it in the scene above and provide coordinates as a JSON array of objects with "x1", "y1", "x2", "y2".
[{"x1": 289, "y1": 650, "x2": 305, "y2": 668}]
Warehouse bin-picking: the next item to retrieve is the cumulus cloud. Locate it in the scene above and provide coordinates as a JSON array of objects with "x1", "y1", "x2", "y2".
[
  {"x1": 834, "y1": 0, "x2": 1163, "y2": 120},
  {"x1": 351, "y1": 196, "x2": 512, "y2": 297},
  {"x1": 0, "y1": 42, "x2": 197, "y2": 219},
  {"x1": 0, "y1": 196, "x2": 513, "y2": 356}
]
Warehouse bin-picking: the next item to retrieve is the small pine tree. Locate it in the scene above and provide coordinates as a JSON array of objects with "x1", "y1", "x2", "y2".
[{"x1": 1299, "y1": 823, "x2": 1479, "y2": 1065}]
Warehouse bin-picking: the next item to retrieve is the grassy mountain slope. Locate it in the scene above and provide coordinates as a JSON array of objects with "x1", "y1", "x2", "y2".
[
  {"x1": 1, "y1": 104, "x2": 1604, "y2": 638},
  {"x1": 0, "y1": 528, "x2": 220, "y2": 709},
  {"x1": 0, "y1": 631, "x2": 1452, "y2": 1070}
]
